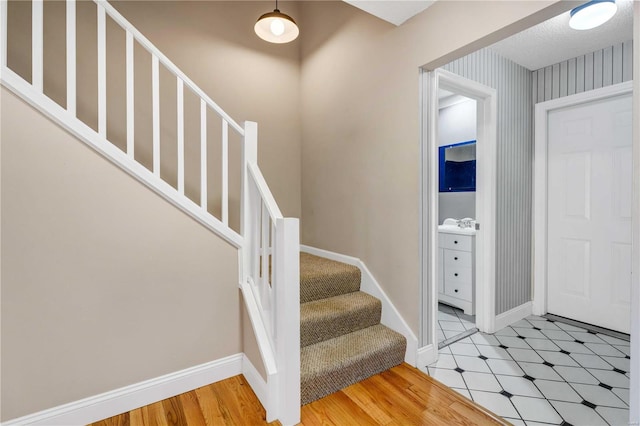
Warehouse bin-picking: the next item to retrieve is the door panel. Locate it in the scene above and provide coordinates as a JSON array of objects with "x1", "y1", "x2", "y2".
[{"x1": 547, "y1": 94, "x2": 632, "y2": 333}]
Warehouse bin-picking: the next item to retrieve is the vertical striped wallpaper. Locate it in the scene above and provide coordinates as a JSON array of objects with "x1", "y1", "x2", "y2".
[
  {"x1": 443, "y1": 49, "x2": 533, "y2": 315},
  {"x1": 532, "y1": 41, "x2": 634, "y2": 104}
]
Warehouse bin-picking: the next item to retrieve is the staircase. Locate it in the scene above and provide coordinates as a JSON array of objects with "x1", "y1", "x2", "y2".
[{"x1": 299, "y1": 252, "x2": 406, "y2": 404}]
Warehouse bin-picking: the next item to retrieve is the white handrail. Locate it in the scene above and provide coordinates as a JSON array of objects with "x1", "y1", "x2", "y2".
[{"x1": 248, "y1": 163, "x2": 284, "y2": 221}]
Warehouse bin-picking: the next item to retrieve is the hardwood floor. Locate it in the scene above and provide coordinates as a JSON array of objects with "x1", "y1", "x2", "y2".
[{"x1": 91, "y1": 363, "x2": 509, "y2": 425}]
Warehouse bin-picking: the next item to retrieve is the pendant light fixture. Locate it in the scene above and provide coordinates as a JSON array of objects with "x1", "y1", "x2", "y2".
[
  {"x1": 569, "y1": 0, "x2": 617, "y2": 30},
  {"x1": 254, "y1": 0, "x2": 299, "y2": 44}
]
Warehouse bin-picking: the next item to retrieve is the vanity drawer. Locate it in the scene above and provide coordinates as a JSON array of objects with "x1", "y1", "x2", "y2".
[
  {"x1": 439, "y1": 233, "x2": 472, "y2": 251},
  {"x1": 444, "y1": 249, "x2": 472, "y2": 267},
  {"x1": 444, "y1": 280, "x2": 472, "y2": 301},
  {"x1": 443, "y1": 265, "x2": 472, "y2": 283}
]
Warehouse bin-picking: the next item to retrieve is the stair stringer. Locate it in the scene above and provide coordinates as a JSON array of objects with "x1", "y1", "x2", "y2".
[{"x1": 300, "y1": 245, "x2": 418, "y2": 366}]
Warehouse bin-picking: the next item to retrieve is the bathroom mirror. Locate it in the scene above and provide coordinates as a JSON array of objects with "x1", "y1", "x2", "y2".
[{"x1": 439, "y1": 140, "x2": 476, "y2": 192}]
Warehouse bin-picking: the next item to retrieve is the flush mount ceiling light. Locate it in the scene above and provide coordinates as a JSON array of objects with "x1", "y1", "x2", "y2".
[
  {"x1": 569, "y1": 0, "x2": 617, "y2": 30},
  {"x1": 254, "y1": 0, "x2": 299, "y2": 44}
]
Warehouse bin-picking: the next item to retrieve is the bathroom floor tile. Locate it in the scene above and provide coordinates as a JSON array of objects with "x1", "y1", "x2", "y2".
[
  {"x1": 534, "y1": 379, "x2": 582, "y2": 403},
  {"x1": 486, "y1": 358, "x2": 525, "y2": 376},
  {"x1": 524, "y1": 338, "x2": 560, "y2": 352},
  {"x1": 586, "y1": 368, "x2": 630, "y2": 389},
  {"x1": 507, "y1": 348, "x2": 544, "y2": 363},
  {"x1": 596, "y1": 406, "x2": 631, "y2": 425},
  {"x1": 469, "y1": 390, "x2": 519, "y2": 418},
  {"x1": 536, "y1": 350, "x2": 579, "y2": 367},
  {"x1": 495, "y1": 374, "x2": 543, "y2": 398},
  {"x1": 553, "y1": 366, "x2": 599, "y2": 385},
  {"x1": 453, "y1": 354, "x2": 491, "y2": 373},
  {"x1": 571, "y1": 383, "x2": 628, "y2": 408},
  {"x1": 511, "y1": 396, "x2": 563, "y2": 424},
  {"x1": 550, "y1": 400, "x2": 608, "y2": 425},
  {"x1": 570, "y1": 353, "x2": 615, "y2": 370},
  {"x1": 518, "y1": 362, "x2": 563, "y2": 381},
  {"x1": 462, "y1": 371, "x2": 502, "y2": 392}
]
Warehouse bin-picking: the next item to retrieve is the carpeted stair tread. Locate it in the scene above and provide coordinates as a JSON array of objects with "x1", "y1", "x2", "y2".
[
  {"x1": 300, "y1": 252, "x2": 361, "y2": 303},
  {"x1": 301, "y1": 291, "x2": 381, "y2": 347},
  {"x1": 300, "y1": 324, "x2": 406, "y2": 405}
]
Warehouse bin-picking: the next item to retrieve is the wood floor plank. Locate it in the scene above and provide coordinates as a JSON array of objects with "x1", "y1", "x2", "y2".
[
  {"x1": 162, "y1": 395, "x2": 188, "y2": 425},
  {"x1": 194, "y1": 383, "x2": 228, "y2": 425},
  {"x1": 301, "y1": 389, "x2": 379, "y2": 426},
  {"x1": 177, "y1": 390, "x2": 207, "y2": 426},
  {"x1": 91, "y1": 364, "x2": 510, "y2": 426}
]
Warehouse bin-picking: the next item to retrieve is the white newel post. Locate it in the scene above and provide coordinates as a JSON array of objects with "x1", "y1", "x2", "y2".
[{"x1": 275, "y1": 217, "x2": 300, "y2": 425}]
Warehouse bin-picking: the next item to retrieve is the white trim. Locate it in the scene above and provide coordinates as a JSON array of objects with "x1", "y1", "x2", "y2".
[
  {"x1": 629, "y1": 2, "x2": 640, "y2": 425},
  {"x1": 631, "y1": 4, "x2": 640, "y2": 423},
  {"x1": 416, "y1": 344, "x2": 437, "y2": 369},
  {"x1": 494, "y1": 302, "x2": 533, "y2": 332},
  {"x1": 241, "y1": 354, "x2": 268, "y2": 413},
  {"x1": 532, "y1": 81, "x2": 633, "y2": 317},
  {"x1": 301, "y1": 245, "x2": 419, "y2": 366},
  {"x1": 2, "y1": 354, "x2": 243, "y2": 426},
  {"x1": 421, "y1": 69, "x2": 498, "y2": 352}
]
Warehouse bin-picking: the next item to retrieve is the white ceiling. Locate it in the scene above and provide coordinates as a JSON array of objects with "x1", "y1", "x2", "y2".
[
  {"x1": 343, "y1": 0, "x2": 634, "y2": 71},
  {"x1": 343, "y1": 0, "x2": 434, "y2": 26},
  {"x1": 489, "y1": 0, "x2": 634, "y2": 70}
]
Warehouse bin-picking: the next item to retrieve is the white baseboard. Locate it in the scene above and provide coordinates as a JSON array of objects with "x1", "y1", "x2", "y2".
[
  {"x1": 2, "y1": 353, "x2": 244, "y2": 426},
  {"x1": 416, "y1": 344, "x2": 437, "y2": 369},
  {"x1": 241, "y1": 354, "x2": 268, "y2": 413},
  {"x1": 301, "y1": 245, "x2": 419, "y2": 367},
  {"x1": 494, "y1": 301, "x2": 533, "y2": 332}
]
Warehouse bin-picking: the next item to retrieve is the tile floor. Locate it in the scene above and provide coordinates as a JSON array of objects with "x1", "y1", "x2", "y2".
[
  {"x1": 424, "y1": 315, "x2": 631, "y2": 425},
  {"x1": 438, "y1": 303, "x2": 476, "y2": 344}
]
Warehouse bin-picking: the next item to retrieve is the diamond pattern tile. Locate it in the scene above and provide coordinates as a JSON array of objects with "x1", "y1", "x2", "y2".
[{"x1": 422, "y1": 314, "x2": 630, "y2": 425}]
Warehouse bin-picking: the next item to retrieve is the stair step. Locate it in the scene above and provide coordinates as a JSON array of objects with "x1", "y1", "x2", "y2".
[
  {"x1": 300, "y1": 324, "x2": 406, "y2": 405},
  {"x1": 300, "y1": 253, "x2": 361, "y2": 303},
  {"x1": 301, "y1": 291, "x2": 381, "y2": 348}
]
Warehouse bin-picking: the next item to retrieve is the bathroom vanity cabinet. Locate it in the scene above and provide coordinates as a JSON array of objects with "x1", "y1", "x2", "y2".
[{"x1": 438, "y1": 230, "x2": 475, "y2": 315}]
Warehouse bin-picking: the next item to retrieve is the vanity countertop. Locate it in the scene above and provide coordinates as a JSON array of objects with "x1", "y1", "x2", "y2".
[{"x1": 438, "y1": 225, "x2": 476, "y2": 236}]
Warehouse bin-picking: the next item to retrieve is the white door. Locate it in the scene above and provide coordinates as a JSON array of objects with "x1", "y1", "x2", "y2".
[{"x1": 547, "y1": 93, "x2": 632, "y2": 334}]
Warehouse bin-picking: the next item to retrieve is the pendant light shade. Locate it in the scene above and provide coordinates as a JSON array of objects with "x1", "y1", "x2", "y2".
[
  {"x1": 255, "y1": 2, "x2": 299, "y2": 44},
  {"x1": 569, "y1": 0, "x2": 617, "y2": 30}
]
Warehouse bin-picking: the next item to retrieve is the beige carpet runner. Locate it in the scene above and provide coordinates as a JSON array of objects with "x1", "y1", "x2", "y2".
[{"x1": 300, "y1": 252, "x2": 406, "y2": 405}]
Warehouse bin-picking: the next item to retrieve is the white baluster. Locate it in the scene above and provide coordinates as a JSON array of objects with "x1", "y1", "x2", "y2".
[
  {"x1": 200, "y1": 99, "x2": 207, "y2": 210},
  {"x1": 152, "y1": 55, "x2": 160, "y2": 176},
  {"x1": 66, "y1": 0, "x2": 76, "y2": 116},
  {"x1": 221, "y1": 119, "x2": 229, "y2": 225},
  {"x1": 126, "y1": 31, "x2": 134, "y2": 158},
  {"x1": 261, "y1": 202, "x2": 270, "y2": 308},
  {"x1": 32, "y1": 0, "x2": 43, "y2": 92},
  {"x1": 97, "y1": 4, "x2": 106, "y2": 137},
  {"x1": 177, "y1": 78, "x2": 184, "y2": 194}
]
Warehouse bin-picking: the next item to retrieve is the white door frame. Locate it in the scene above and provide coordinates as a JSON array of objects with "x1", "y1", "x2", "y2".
[
  {"x1": 420, "y1": 68, "x2": 497, "y2": 352},
  {"x1": 532, "y1": 81, "x2": 633, "y2": 316}
]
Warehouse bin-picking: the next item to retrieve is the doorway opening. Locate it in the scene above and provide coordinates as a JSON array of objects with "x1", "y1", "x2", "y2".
[{"x1": 421, "y1": 69, "x2": 497, "y2": 354}]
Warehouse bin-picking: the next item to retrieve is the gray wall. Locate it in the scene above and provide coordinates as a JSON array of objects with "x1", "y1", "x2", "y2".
[
  {"x1": 443, "y1": 48, "x2": 533, "y2": 315},
  {"x1": 532, "y1": 41, "x2": 634, "y2": 104}
]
